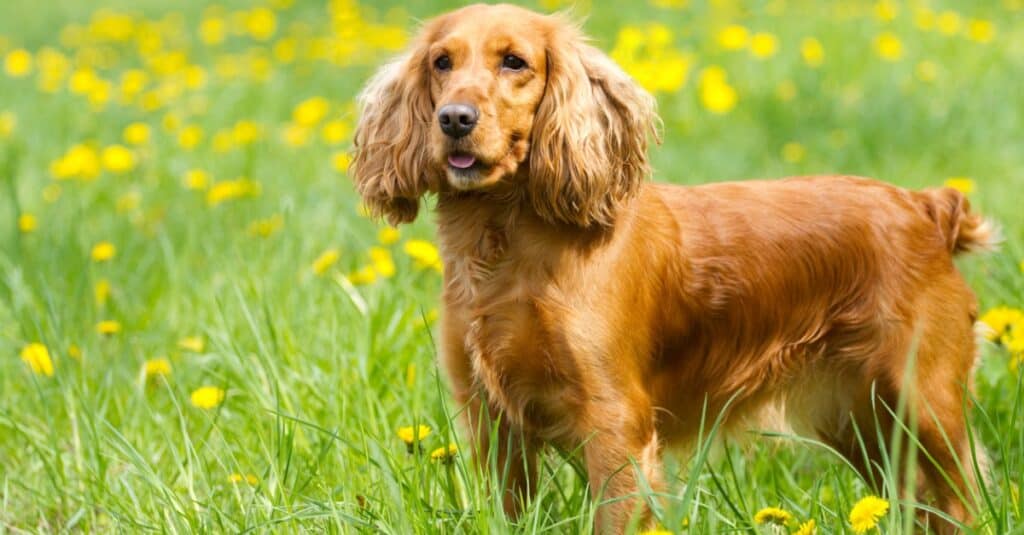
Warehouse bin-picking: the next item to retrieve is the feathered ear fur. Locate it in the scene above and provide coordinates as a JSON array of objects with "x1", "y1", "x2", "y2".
[
  {"x1": 528, "y1": 19, "x2": 660, "y2": 228},
  {"x1": 351, "y1": 37, "x2": 435, "y2": 226}
]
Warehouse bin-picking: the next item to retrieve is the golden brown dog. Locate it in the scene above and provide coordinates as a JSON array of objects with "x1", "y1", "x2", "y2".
[{"x1": 351, "y1": 4, "x2": 993, "y2": 532}]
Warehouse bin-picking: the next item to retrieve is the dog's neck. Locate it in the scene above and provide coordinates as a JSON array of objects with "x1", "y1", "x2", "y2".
[
  {"x1": 435, "y1": 188, "x2": 524, "y2": 267},
  {"x1": 434, "y1": 185, "x2": 617, "y2": 265}
]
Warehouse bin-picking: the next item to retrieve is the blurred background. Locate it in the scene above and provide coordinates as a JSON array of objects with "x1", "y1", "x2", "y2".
[{"x1": 1, "y1": 0, "x2": 1023, "y2": 532}]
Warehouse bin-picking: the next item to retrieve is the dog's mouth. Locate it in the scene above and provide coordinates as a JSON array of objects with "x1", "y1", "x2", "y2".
[
  {"x1": 447, "y1": 152, "x2": 478, "y2": 171},
  {"x1": 443, "y1": 139, "x2": 526, "y2": 191}
]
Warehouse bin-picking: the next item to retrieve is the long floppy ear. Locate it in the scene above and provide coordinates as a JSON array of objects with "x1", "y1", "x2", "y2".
[
  {"x1": 351, "y1": 38, "x2": 435, "y2": 226},
  {"x1": 529, "y1": 21, "x2": 660, "y2": 228}
]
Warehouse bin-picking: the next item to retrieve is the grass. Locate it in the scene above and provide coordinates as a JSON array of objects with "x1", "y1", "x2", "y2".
[{"x1": 1, "y1": 0, "x2": 1023, "y2": 533}]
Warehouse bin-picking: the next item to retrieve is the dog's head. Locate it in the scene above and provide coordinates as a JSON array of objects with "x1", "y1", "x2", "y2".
[{"x1": 351, "y1": 3, "x2": 659, "y2": 227}]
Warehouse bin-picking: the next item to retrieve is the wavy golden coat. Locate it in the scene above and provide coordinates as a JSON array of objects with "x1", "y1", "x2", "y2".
[{"x1": 352, "y1": 4, "x2": 992, "y2": 533}]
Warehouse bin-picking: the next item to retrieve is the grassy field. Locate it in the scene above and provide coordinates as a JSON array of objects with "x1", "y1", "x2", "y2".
[{"x1": 2, "y1": 0, "x2": 1024, "y2": 533}]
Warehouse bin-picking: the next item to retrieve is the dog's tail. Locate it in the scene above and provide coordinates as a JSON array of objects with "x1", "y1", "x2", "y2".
[{"x1": 922, "y1": 187, "x2": 999, "y2": 255}]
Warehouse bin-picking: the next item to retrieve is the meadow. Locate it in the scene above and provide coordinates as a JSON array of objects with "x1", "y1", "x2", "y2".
[{"x1": 1, "y1": 0, "x2": 1023, "y2": 533}]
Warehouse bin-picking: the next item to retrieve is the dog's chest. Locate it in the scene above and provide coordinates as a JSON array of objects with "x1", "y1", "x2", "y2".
[{"x1": 445, "y1": 227, "x2": 584, "y2": 439}]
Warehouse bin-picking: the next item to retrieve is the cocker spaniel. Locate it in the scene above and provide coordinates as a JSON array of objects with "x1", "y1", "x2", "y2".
[{"x1": 351, "y1": 4, "x2": 993, "y2": 533}]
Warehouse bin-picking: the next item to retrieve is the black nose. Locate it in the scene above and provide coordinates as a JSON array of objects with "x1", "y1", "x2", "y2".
[{"x1": 438, "y1": 103, "x2": 479, "y2": 138}]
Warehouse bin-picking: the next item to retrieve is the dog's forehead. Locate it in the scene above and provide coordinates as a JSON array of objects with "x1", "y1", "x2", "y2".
[{"x1": 433, "y1": 3, "x2": 549, "y2": 47}]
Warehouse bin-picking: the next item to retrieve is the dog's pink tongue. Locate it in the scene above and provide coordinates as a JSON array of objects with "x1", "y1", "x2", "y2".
[{"x1": 448, "y1": 154, "x2": 476, "y2": 169}]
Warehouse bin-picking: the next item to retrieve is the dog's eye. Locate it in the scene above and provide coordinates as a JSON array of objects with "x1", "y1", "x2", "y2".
[
  {"x1": 434, "y1": 55, "x2": 452, "y2": 71},
  {"x1": 502, "y1": 54, "x2": 526, "y2": 71}
]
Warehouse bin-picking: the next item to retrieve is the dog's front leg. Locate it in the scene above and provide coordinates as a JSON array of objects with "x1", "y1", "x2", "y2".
[
  {"x1": 440, "y1": 315, "x2": 539, "y2": 519},
  {"x1": 460, "y1": 393, "x2": 538, "y2": 519},
  {"x1": 583, "y1": 408, "x2": 663, "y2": 534}
]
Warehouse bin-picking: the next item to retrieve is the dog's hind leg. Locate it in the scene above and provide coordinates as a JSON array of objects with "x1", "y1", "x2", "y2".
[{"x1": 794, "y1": 275, "x2": 984, "y2": 533}]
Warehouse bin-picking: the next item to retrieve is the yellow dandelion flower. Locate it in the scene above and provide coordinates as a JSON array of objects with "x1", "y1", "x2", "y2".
[
  {"x1": 874, "y1": 0, "x2": 898, "y2": 21},
  {"x1": 206, "y1": 178, "x2": 261, "y2": 206},
  {"x1": 347, "y1": 265, "x2": 377, "y2": 285},
  {"x1": 199, "y1": 17, "x2": 226, "y2": 45},
  {"x1": 91, "y1": 241, "x2": 116, "y2": 262},
  {"x1": 231, "y1": 120, "x2": 260, "y2": 145},
  {"x1": 849, "y1": 495, "x2": 889, "y2": 533},
  {"x1": 20, "y1": 343, "x2": 54, "y2": 377},
  {"x1": 4, "y1": 49, "x2": 33, "y2": 77},
  {"x1": 363, "y1": 24, "x2": 407, "y2": 51},
  {"x1": 87, "y1": 80, "x2": 112, "y2": 109},
  {"x1": 162, "y1": 113, "x2": 181, "y2": 132},
  {"x1": 18, "y1": 213, "x2": 37, "y2": 233},
  {"x1": 96, "y1": 320, "x2": 122, "y2": 335},
  {"x1": 980, "y1": 307, "x2": 1024, "y2": 342},
  {"x1": 67, "y1": 68, "x2": 98, "y2": 95},
  {"x1": 749, "y1": 32, "x2": 778, "y2": 59},
  {"x1": 914, "y1": 7, "x2": 936, "y2": 30},
  {"x1": 120, "y1": 69, "x2": 149, "y2": 97},
  {"x1": 699, "y1": 67, "x2": 738, "y2": 114},
  {"x1": 312, "y1": 248, "x2": 340, "y2": 275},
  {"x1": 247, "y1": 214, "x2": 284, "y2": 237},
  {"x1": 795, "y1": 519, "x2": 816, "y2": 535},
  {"x1": 378, "y1": 227, "x2": 400, "y2": 245},
  {"x1": 101, "y1": 145, "x2": 136, "y2": 173},
  {"x1": 716, "y1": 24, "x2": 749, "y2": 50},
  {"x1": 142, "y1": 357, "x2": 172, "y2": 381},
  {"x1": 648, "y1": 0, "x2": 686, "y2": 7},
  {"x1": 212, "y1": 131, "x2": 233, "y2": 153},
  {"x1": 183, "y1": 169, "x2": 209, "y2": 190},
  {"x1": 321, "y1": 120, "x2": 350, "y2": 144},
  {"x1": 782, "y1": 142, "x2": 806, "y2": 163},
  {"x1": 404, "y1": 240, "x2": 441, "y2": 270},
  {"x1": 331, "y1": 152, "x2": 351, "y2": 173},
  {"x1": 609, "y1": 23, "x2": 692, "y2": 93},
  {"x1": 967, "y1": 19, "x2": 995, "y2": 43},
  {"x1": 944, "y1": 177, "x2": 975, "y2": 195},
  {"x1": 0, "y1": 111, "x2": 16, "y2": 137},
  {"x1": 178, "y1": 125, "x2": 204, "y2": 150},
  {"x1": 273, "y1": 37, "x2": 297, "y2": 63},
  {"x1": 94, "y1": 278, "x2": 111, "y2": 307},
  {"x1": 801, "y1": 37, "x2": 824, "y2": 67},
  {"x1": 228, "y1": 473, "x2": 259, "y2": 485},
  {"x1": 397, "y1": 425, "x2": 431, "y2": 445},
  {"x1": 191, "y1": 386, "x2": 226, "y2": 409},
  {"x1": 35, "y1": 49, "x2": 68, "y2": 94},
  {"x1": 123, "y1": 123, "x2": 151, "y2": 145},
  {"x1": 281, "y1": 123, "x2": 309, "y2": 147},
  {"x1": 754, "y1": 506, "x2": 792, "y2": 525},
  {"x1": 245, "y1": 7, "x2": 276, "y2": 41},
  {"x1": 293, "y1": 96, "x2": 330, "y2": 127},
  {"x1": 184, "y1": 66, "x2": 207, "y2": 90},
  {"x1": 936, "y1": 11, "x2": 962, "y2": 36},
  {"x1": 67, "y1": 344, "x2": 82, "y2": 361},
  {"x1": 430, "y1": 443, "x2": 458, "y2": 462},
  {"x1": 874, "y1": 32, "x2": 903, "y2": 61},
  {"x1": 1008, "y1": 331, "x2": 1024, "y2": 368},
  {"x1": 51, "y1": 144, "x2": 101, "y2": 181},
  {"x1": 369, "y1": 247, "x2": 395, "y2": 278},
  {"x1": 179, "y1": 336, "x2": 205, "y2": 352}
]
